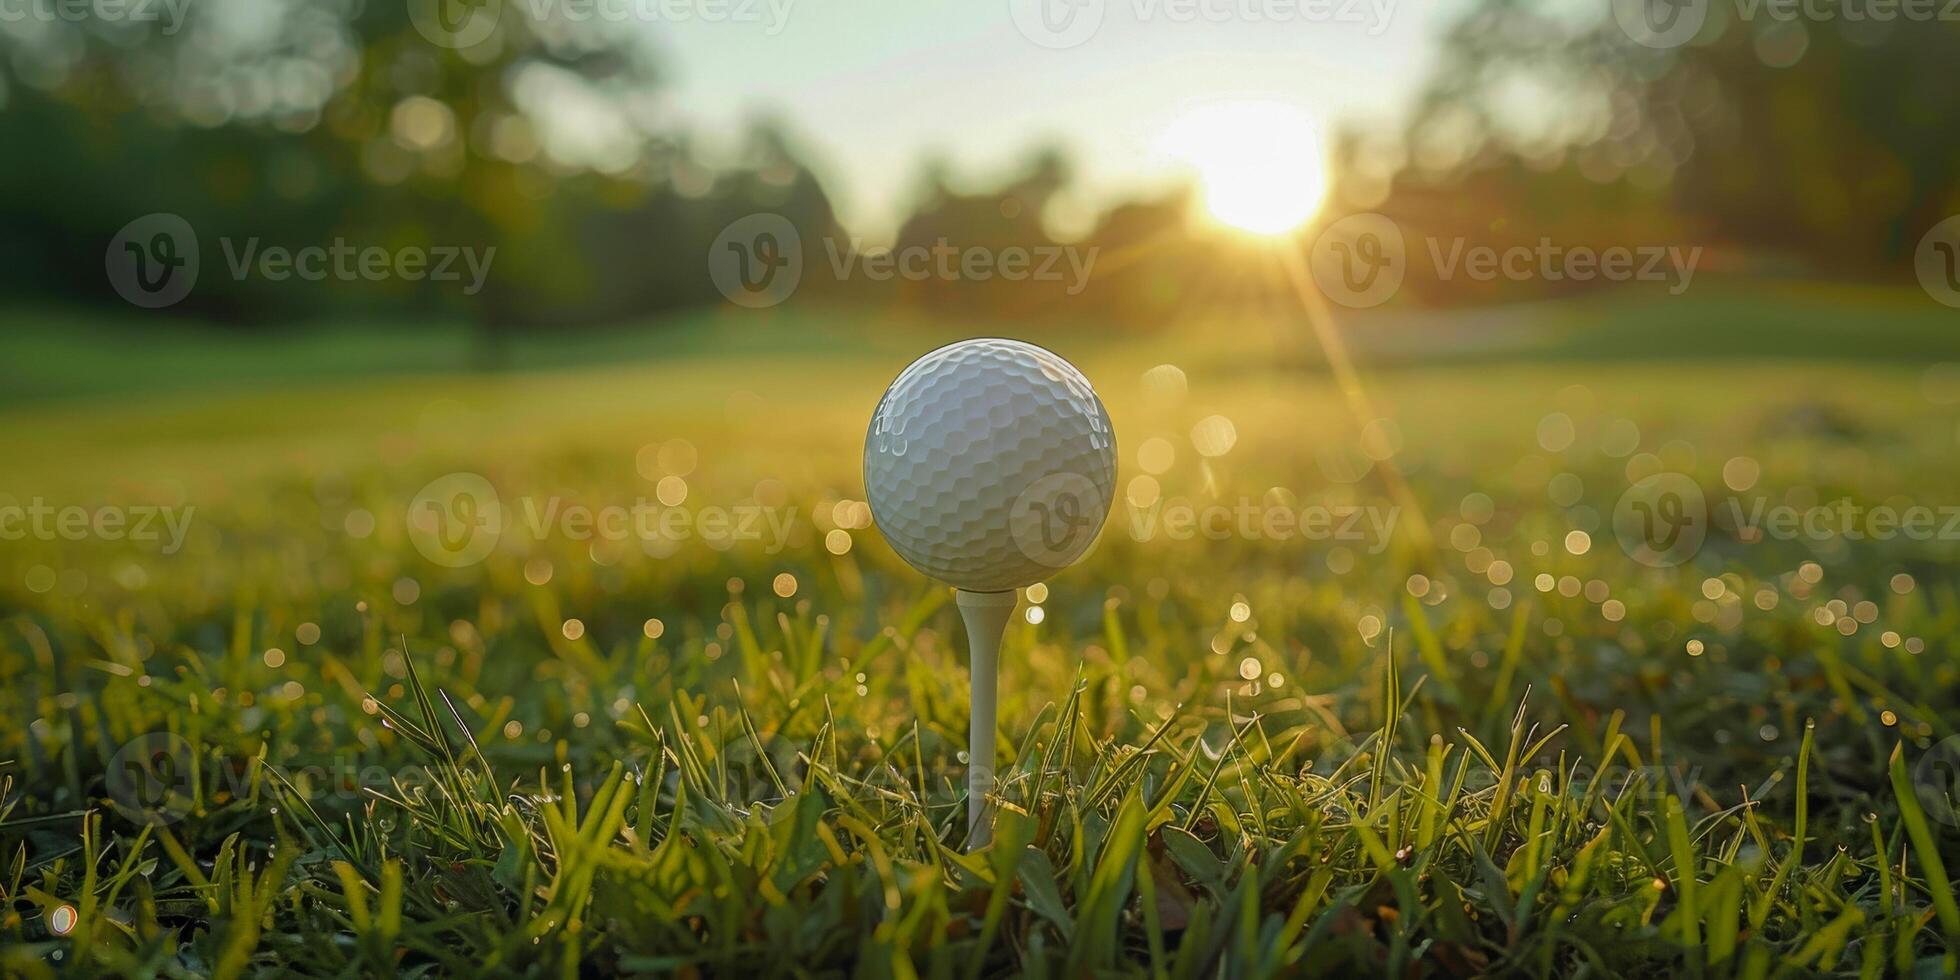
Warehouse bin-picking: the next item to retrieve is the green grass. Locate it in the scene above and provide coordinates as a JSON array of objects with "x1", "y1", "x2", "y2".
[{"x1": 1, "y1": 292, "x2": 1958, "y2": 977}]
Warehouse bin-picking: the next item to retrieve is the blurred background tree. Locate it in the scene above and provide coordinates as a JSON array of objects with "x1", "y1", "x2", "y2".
[
  {"x1": 3, "y1": 0, "x2": 1957, "y2": 334},
  {"x1": 1358, "y1": 0, "x2": 1960, "y2": 280},
  {"x1": 0, "y1": 0, "x2": 838, "y2": 341}
]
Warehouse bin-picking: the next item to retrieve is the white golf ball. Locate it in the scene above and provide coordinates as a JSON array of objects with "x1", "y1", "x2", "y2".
[{"x1": 864, "y1": 339, "x2": 1116, "y2": 593}]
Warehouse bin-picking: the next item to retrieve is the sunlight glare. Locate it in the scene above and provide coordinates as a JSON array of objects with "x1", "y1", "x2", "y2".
[{"x1": 1159, "y1": 100, "x2": 1329, "y2": 236}]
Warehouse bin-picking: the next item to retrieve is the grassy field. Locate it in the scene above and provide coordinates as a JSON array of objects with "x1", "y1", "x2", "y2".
[{"x1": 2, "y1": 284, "x2": 1959, "y2": 977}]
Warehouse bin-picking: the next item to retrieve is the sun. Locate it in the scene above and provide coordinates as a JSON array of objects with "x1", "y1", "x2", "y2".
[{"x1": 1159, "y1": 100, "x2": 1329, "y2": 236}]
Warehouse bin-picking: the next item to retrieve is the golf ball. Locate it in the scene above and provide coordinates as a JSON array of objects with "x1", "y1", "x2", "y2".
[{"x1": 864, "y1": 338, "x2": 1116, "y2": 593}]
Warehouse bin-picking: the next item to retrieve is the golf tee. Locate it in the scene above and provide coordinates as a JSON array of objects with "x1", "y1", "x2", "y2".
[{"x1": 955, "y1": 588, "x2": 1017, "y2": 851}]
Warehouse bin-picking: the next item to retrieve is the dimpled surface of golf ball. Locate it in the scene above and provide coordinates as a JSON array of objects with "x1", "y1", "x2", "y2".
[{"x1": 865, "y1": 339, "x2": 1116, "y2": 593}]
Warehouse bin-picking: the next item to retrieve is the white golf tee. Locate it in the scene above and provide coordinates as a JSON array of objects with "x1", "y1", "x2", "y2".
[{"x1": 955, "y1": 588, "x2": 1017, "y2": 850}]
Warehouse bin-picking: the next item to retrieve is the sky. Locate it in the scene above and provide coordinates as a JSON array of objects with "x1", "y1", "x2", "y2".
[{"x1": 638, "y1": 0, "x2": 1448, "y2": 237}]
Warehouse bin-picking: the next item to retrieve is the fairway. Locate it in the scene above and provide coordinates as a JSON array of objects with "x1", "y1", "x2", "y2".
[
  {"x1": 3, "y1": 286, "x2": 1958, "y2": 976},
  {"x1": 9, "y1": 0, "x2": 1960, "y2": 972}
]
